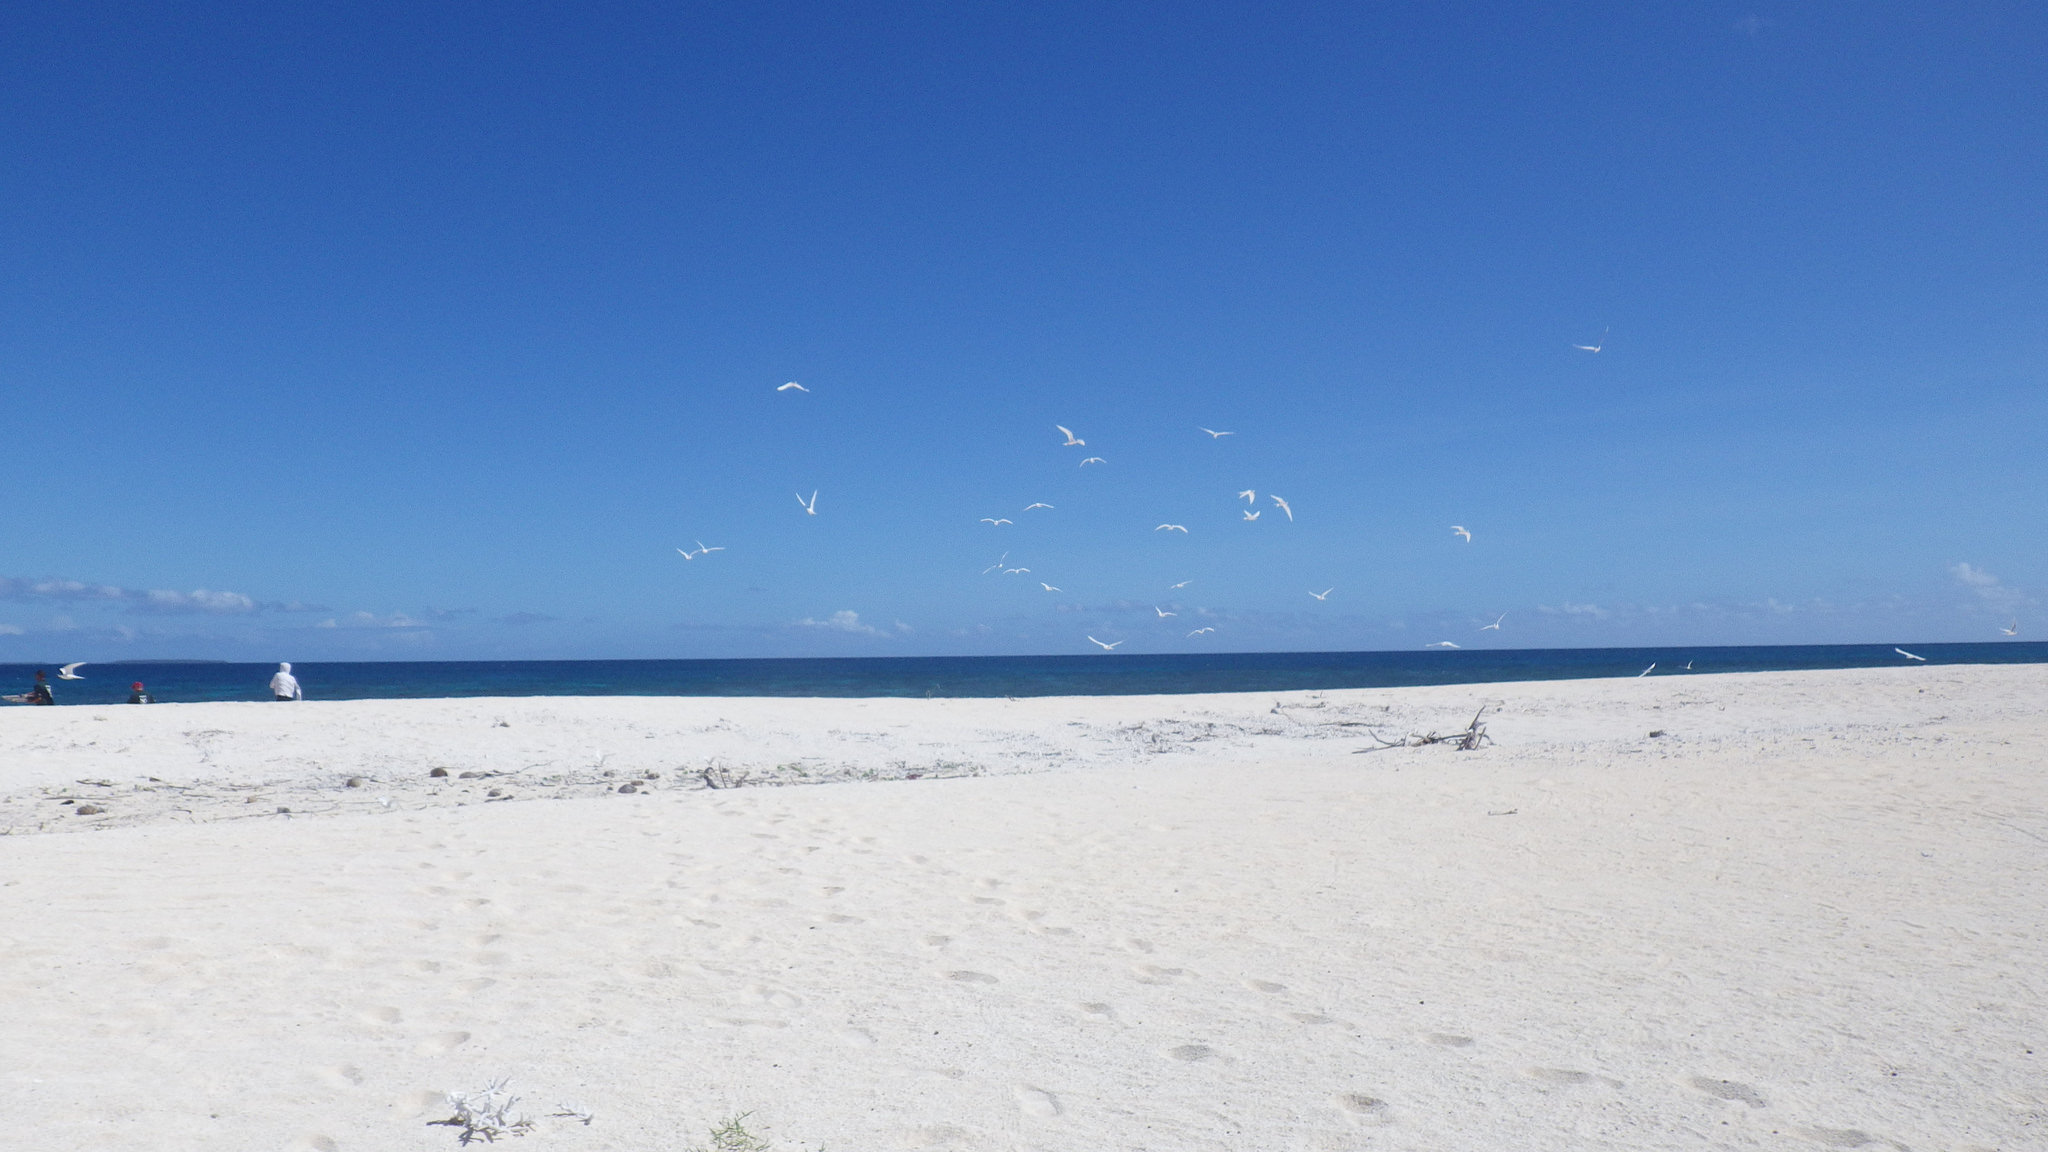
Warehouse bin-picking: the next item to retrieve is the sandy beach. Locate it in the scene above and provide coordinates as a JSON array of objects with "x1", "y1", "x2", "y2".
[{"x1": 1, "y1": 665, "x2": 2042, "y2": 1150}]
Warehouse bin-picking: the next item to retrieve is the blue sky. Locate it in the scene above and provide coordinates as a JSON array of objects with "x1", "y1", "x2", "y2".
[{"x1": 2, "y1": 2, "x2": 2042, "y2": 661}]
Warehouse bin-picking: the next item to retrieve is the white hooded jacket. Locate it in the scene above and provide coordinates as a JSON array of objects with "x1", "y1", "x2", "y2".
[{"x1": 269, "y1": 662, "x2": 302, "y2": 700}]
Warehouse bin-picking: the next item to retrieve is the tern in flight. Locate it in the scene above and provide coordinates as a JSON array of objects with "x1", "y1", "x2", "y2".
[
  {"x1": 1003, "y1": 568, "x2": 1031, "y2": 575},
  {"x1": 1079, "y1": 456, "x2": 1105, "y2": 467},
  {"x1": 1156, "y1": 524, "x2": 1188, "y2": 533},
  {"x1": 1023, "y1": 503, "x2": 1053, "y2": 511},
  {"x1": 58, "y1": 662, "x2": 86, "y2": 680},
  {"x1": 1155, "y1": 607, "x2": 1176, "y2": 618},
  {"x1": 1056, "y1": 425, "x2": 1085, "y2": 447},
  {"x1": 1199, "y1": 428, "x2": 1234, "y2": 439},
  {"x1": 1169, "y1": 580, "x2": 1192, "y2": 589},
  {"x1": 1309, "y1": 588, "x2": 1333, "y2": 601},
  {"x1": 676, "y1": 541, "x2": 726, "y2": 560},
  {"x1": 1039, "y1": 582, "x2": 1061, "y2": 592},
  {"x1": 1427, "y1": 641, "x2": 1462, "y2": 649},
  {"x1": 1638, "y1": 663, "x2": 1656, "y2": 677},
  {"x1": 1451, "y1": 525, "x2": 1472, "y2": 542},
  {"x1": 797, "y1": 490, "x2": 818, "y2": 515},
  {"x1": 1087, "y1": 636, "x2": 1123, "y2": 651},
  {"x1": 1896, "y1": 647, "x2": 1926, "y2": 661},
  {"x1": 777, "y1": 381, "x2": 808, "y2": 392},
  {"x1": 1243, "y1": 510, "x2": 1261, "y2": 521},
  {"x1": 1187, "y1": 627, "x2": 1216, "y2": 636},
  {"x1": 1237, "y1": 489, "x2": 1255, "y2": 503},
  {"x1": 1479, "y1": 613, "x2": 1505, "y2": 631},
  {"x1": 2001, "y1": 619, "x2": 2020, "y2": 636},
  {"x1": 981, "y1": 552, "x2": 1009, "y2": 574},
  {"x1": 980, "y1": 518, "x2": 1012, "y2": 526},
  {"x1": 1270, "y1": 495, "x2": 1293, "y2": 521},
  {"x1": 1572, "y1": 327, "x2": 1609, "y2": 353}
]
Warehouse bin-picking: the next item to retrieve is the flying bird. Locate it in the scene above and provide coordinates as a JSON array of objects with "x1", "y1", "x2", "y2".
[
  {"x1": 57, "y1": 662, "x2": 86, "y2": 680},
  {"x1": 1479, "y1": 613, "x2": 1505, "y2": 631},
  {"x1": 1199, "y1": 428, "x2": 1234, "y2": 438},
  {"x1": 1023, "y1": 503, "x2": 1053, "y2": 511},
  {"x1": 1079, "y1": 456, "x2": 1105, "y2": 467},
  {"x1": 1572, "y1": 327, "x2": 1609, "y2": 353},
  {"x1": 1187, "y1": 627, "x2": 1216, "y2": 636},
  {"x1": 1237, "y1": 489, "x2": 1256, "y2": 503},
  {"x1": 1451, "y1": 525, "x2": 1472, "y2": 542},
  {"x1": 1169, "y1": 580, "x2": 1192, "y2": 589},
  {"x1": 1155, "y1": 524, "x2": 1188, "y2": 533},
  {"x1": 1056, "y1": 425, "x2": 1085, "y2": 447},
  {"x1": 1427, "y1": 641, "x2": 1462, "y2": 649},
  {"x1": 1039, "y1": 582, "x2": 1061, "y2": 592},
  {"x1": 1638, "y1": 663, "x2": 1656, "y2": 677},
  {"x1": 1155, "y1": 607, "x2": 1176, "y2": 617},
  {"x1": 1309, "y1": 588, "x2": 1333, "y2": 601},
  {"x1": 1086, "y1": 636, "x2": 1123, "y2": 651},
  {"x1": 1003, "y1": 568, "x2": 1031, "y2": 575},
  {"x1": 777, "y1": 381, "x2": 808, "y2": 392},
  {"x1": 2001, "y1": 619, "x2": 2019, "y2": 636},
  {"x1": 980, "y1": 518, "x2": 1012, "y2": 526},
  {"x1": 1243, "y1": 510, "x2": 1261, "y2": 521},
  {"x1": 675, "y1": 541, "x2": 725, "y2": 560},
  {"x1": 981, "y1": 552, "x2": 1009, "y2": 574},
  {"x1": 797, "y1": 490, "x2": 818, "y2": 515},
  {"x1": 1896, "y1": 647, "x2": 1926, "y2": 661}
]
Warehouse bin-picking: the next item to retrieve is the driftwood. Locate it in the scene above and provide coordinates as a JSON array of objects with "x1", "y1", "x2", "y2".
[{"x1": 1354, "y1": 706, "x2": 1492, "y2": 753}]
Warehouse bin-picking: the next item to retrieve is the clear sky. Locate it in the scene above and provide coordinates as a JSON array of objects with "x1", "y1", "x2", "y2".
[{"x1": 3, "y1": 2, "x2": 2042, "y2": 661}]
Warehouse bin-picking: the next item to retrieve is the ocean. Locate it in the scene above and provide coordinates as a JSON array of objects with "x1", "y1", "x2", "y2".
[{"x1": 3, "y1": 642, "x2": 2042, "y2": 705}]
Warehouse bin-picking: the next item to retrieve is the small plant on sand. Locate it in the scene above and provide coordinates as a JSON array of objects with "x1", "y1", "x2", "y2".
[
  {"x1": 431, "y1": 1078, "x2": 534, "y2": 1143},
  {"x1": 693, "y1": 1112, "x2": 772, "y2": 1152}
]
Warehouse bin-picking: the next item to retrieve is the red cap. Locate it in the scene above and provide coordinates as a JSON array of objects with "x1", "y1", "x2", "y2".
[{"x1": 132, "y1": 682, "x2": 145, "y2": 690}]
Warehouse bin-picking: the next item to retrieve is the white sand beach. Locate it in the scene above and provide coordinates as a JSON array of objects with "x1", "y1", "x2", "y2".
[{"x1": 1, "y1": 666, "x2": 2042, "y2": 1151}]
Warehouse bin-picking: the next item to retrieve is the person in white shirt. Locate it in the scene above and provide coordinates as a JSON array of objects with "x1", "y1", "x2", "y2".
[{"x1": 269, "y1": 662, "x2": 303, "y2": 701}]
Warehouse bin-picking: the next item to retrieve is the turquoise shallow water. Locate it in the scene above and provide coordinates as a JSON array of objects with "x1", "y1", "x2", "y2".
[{"x1": 3, "y1": 642, "x2": 2042, "y2": 705}]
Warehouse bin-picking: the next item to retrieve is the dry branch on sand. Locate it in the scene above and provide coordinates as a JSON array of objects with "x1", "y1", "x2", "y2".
[{"x1": 1354, "y1": 706, "x2": 1493, "y2": 753}]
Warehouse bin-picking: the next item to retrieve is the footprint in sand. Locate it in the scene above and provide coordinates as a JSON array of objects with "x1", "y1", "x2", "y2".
[
  {"x1": 946, "y1": 970, "x2": 998, "y2": 984},
  {"x1": 1132, "y1": 965, "x2": 1184, "y2": 985},
  {"x1": 1802, "y1": 1127, "x2": 1879, "y2": 1148},
  {"x1": 1122, "y1": 938, "x2": 1154, "y2": 954},
  {"x1": 1427, "y1": 1033, "x2": 1475, "y2": 1047},
  {"x1": 416, "y1": 1031, "x2": 471, "y2": 1055},
  {"x1": 316, "y1": 1064, "x2": 365, "y2": 1088},
  {"x1": 1689, "y1": 1077, "x2": 1767, "y2": 1108},
  {"x1": 922, "y1": 935, "x2": 952, "y2": 948},
  {"x1": 395, "y1": 1089, "x2": 447, "y2": 1117},
  {"x1": 826, "y1": 914, "x2": 865, "y2": 924},
  {"x1": 296, "y1": 1136, "x2": 339, "y2": 1152},
  {"x1": 1168, "y1": 1044, "x2": 1220, "y2": 1062},
  {"x1": 746, "y1": 985, "x2": 802, "y2": 1008},
  {"x1": 1078, "y1": 1002, "x2": 1116, "y2": 1020},
  {"x1": 1014, "y1": 1086, "x2": 1062, "y2": 1117},
  {"x1": 360, "y1": 1006, "x2": 402, "y2": 1025},
  {"x1": 453, "y1": 978, "x2": 496, "y2": 995},
  {"x1": 838, "y1": 1027, "x2": 877, "y2": 1048},
  {"x1": 1331, "y1": 1093, "x2": 1392, "y2": 1125},
  {"x1": 1528, "y1": 1068, "x2": 1592, "y2": 1085},
  {"x1": 1289, "y1": 1012, "x2": 1334, "y2": 1025},
  {"x1": 1244, "y1": 979, "x2": 1286, "y2": 994}
]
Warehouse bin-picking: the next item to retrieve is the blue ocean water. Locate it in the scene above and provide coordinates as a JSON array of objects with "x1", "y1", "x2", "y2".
[{"x1": 3, "y1": 643, "x2": 2043, "y2": 705}]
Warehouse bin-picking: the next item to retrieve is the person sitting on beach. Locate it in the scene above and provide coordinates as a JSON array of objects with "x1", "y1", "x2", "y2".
[
  {"x1": 28, "y1": 670, "x2": 54, "y2": 705},
  {"x1": 269, "y1": 662, "x2": 303, "y2": 701},
  {"x1": 127, "y1": 681, "x2": 155, "y2": 704}
]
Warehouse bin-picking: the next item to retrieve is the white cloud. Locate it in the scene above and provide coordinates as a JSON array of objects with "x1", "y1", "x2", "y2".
[
  {"x1": 0, "y1": 623, "x2": 21, "y2": 635},
  {"x1": 144, "y1": 588, "x2": 259, "y2": 614},
  {"x1": 1950, "y1": 562, "x2": 1999, "y2": 591},
  {"x1": 794, "y1": 610, "x2": 885, "y2": 636},
  {"x1": 1538, "y1": 602, "x2": 1609, "y2": 618}
]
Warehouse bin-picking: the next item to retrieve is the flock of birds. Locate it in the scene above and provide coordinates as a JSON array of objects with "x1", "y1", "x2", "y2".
[{"x1": 669, "y1": 376, "x2": 2025, "y2": 657}]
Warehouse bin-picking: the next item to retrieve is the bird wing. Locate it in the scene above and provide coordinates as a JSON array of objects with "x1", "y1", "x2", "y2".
[
  {"x1": 676, "y1": 548, "x2": 695, "y2": 558},
  {"x1": 60, "y1": 662, "x2": 85, "y2": 675},
  {"x1": 1270, "y1": 496, "x2": 1292, "y2": 520}
]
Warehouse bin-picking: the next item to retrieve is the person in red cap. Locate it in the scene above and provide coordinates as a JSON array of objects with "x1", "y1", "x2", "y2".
[{"x1": 127, "y1": 681, "x2": 154, "y2": 704}]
